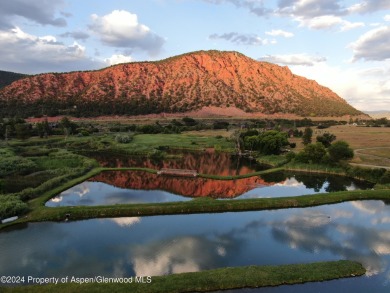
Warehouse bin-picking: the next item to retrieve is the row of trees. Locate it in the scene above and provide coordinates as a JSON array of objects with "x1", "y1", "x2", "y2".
[
  {"x1": 301, "y1": 127, "x2": 336, "y2": 147},
  {"x1": 242, "y1": 130, "x2": 290, "y2": 155},
  {"x1": 295, "y1": 128, "x2": 353, "y2": 164},
  {"x1": 0, "y1": 117, "x2": 83, "y2": 140}
]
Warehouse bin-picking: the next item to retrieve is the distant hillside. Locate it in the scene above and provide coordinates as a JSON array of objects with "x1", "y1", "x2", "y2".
[
  {"x1": 364, "y1": 111, "x2": 390, "y2": 119},
  {"x1": 0, "y1": 50, "x2": 363, "y2": 117},
  {"x1": 0, "y1": 70, "x2": 28, "y2": 89}
]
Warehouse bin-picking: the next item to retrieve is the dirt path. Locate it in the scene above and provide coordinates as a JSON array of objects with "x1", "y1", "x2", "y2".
[
  {"x1": 352, "y1": 147, "x2": 390, "y2": 169},
  {"x1": 349, "y1": 163, "x2": 390, "y2": 170}
]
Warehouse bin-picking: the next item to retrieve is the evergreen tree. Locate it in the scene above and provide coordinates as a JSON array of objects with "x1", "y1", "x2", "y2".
[{"x1": 302, "y1": 127, "x2": 313, "y2": 145}]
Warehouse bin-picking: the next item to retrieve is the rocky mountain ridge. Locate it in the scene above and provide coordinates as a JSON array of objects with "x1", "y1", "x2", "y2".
[{"x1": 0, "y1": 50, "x2": 362, "y2": 117}]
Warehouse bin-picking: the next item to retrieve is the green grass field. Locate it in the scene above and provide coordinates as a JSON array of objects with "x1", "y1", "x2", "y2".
[{"x1": 1, "y1": 260, "x2": 365, "y2": 293}]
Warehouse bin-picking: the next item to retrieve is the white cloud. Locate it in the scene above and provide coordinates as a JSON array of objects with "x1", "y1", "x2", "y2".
[
  {"x1": 0, "y1": 0, "x2": 67, "y2": 29},
  {"x1": 105, "y1": 54, "x2": 133, "y2": 66},
  {"x1": 0, "y1": 26, "x2": 103, "y2": 73},
  {"x1": 289, "y1": 61, "x2": 390, "y2": 111},
  {"x1": 265, "y1": 29, "x2": 294, "y2": 38},
  {"x1": 296, "y1": 15, "x2": 343, "y2": 29},
  {"x1": 277, "y1": 0, "x2": 347, "y2": 18},
  {"x1": 350, "y1": 26, "x2": 390, "y2": 61},
  {"x1": 348, "y1": 0, "x2": 390, "y2": 14},
  {"x1": 340, "y1": 20, "x2": 365, "y2": 31},
  {"x1": 258, "y1": 53, "x2": 326, "y2": 66},
  {"x1": 209, "y1": 32, "x2": 272, "y2": 46},
  {"x1": 89, "y1": 10, "x2": 164, "y2": 56},
  {"x1": 295, "y1": 15, "x2": 364, "y2": 31},
  {"x1": 276, "y1": 1, "x2": 365, "y2": 31},
  {"x1": 109, "y1": 217, "x2": 140, "y2": 227},
  {"x1": 385, "y1": 15, "x2": 390, "y2": 22},
  {"x1": 202, "y1": 0, "x2": 269, "y2": 16}
]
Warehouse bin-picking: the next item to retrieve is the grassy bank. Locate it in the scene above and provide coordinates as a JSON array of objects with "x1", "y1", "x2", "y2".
[
  {"x1": 2, "y1": 188, "x2": 388, "y2": 227},
  {"x1": 2, "y1": 260, "x2": 365, "y2": 293}
]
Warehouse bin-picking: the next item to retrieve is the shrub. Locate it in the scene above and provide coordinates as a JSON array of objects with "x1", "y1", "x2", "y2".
[
  {"x1": 316, "y1": 133, "x2": 336, "y2": 148},
  {"x1": 213, "y1": 121, "x2": 229, "y2": 130},
  {"x1": 76, "y1": 128, "x2": 90, "y2": 136},
  {"x1": 0, "y1": 195, "x2": 28, "y2": 219},
  {"x1": 328, "y1": 140, "x2": 354, "y2": 162},
  {"x1": 346, "y1": 166, "x2": 386, "y2": 183},
  {"x1": 115, "y1": 134, "x2": 134, "y2": 144},
  {"x1": 0, "y1": 156, "x2": 37, "y2": 177},
  {"x1": 286, "y1": 151, "x2": 296, "y2": 162},
  {"x1": 182, "y1": 117, "x2": 197, "y2": 126},
  {"x1": 296, "y1": 143, "x2": 327, "y2": 164},
  {"x1": 244, "y1": 130, "x2": 289, "y2": 155},
  {"x1": 302, "y1": 127, "x2": 313, "y2": 145},
  {"x1": 379, "y1": 171, "x2": 390, "y2": 184}
]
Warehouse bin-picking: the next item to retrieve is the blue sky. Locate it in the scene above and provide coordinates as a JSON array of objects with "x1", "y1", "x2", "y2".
[{"x1": 0, "y1": 0, "x2": 389, "y2": 111}]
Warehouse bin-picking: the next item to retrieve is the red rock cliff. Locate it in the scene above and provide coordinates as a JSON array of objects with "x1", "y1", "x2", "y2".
[{"x1": 0, "y1": 50, "x2": 362, "y2": 117}]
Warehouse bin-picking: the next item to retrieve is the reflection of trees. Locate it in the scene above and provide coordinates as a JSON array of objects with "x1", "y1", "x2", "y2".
[
  {"x1": 293, "y1": 174, "x2": 326, "y2": 192},
  {"x1": 325, "y1": 176, "x2": 349, "y2": 192},
  {"x1": 261, "y1": 171, "x2": 287, "y2": 183},
  {"x1": 85, "y1": 150, "x2": 267, "y2": 176}
]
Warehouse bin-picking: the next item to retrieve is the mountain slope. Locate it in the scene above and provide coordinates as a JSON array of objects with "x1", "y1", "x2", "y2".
[
  {"x1": 0, "y1": 50, "x2": 362, "y2": 117},
  {"x1": 0, "y1": 70, "x2": 28, "y2": 89}
]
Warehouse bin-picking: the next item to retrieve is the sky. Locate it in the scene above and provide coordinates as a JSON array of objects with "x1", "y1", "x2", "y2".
[{"x1": 0, "y1": 0, "x2": 389, "y2": 111}]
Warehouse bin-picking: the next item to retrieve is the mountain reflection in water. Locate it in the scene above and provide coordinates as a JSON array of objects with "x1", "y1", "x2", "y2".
[
  {"x1": 86, "y1": 150, "x2": 267, "y2": 176},
  {"x1": 46, "y1": 170, "x2": 374, "y2": 206},
  {"x1": 90, "y1": 171, "x2": 273, "y2": 198}
]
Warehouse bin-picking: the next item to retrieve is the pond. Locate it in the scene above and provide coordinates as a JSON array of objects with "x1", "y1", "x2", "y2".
[
  {"x1": 46, "y1": 171, "x2": 374, "y2": 207},
  {"x1": 84, "y1": 149, "x2": 268, "y2": 176},
  {"x1": 2, "y1": 201, "x2": 390, "y2": 292}
]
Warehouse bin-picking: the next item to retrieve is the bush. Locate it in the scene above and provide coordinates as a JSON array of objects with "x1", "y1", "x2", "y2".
[
  {"x1": 0, "y1": 195, "x2": 28, "y2": 219},
  {"x1": 0, "y1": 156, "x2": 37, "y2": 177},
  {"x1": 286, "y1": 151, "x2": 296, "y2": 162},
  {"x1": 213, "y1": 121, "x2": 229, "y2": 130},
  {"x1": 76, "y1": 128, "x2": 90, "y2": 136},
  {"x1": 316, "y1": 133, "x2": 336, "y2": 148},
  {"x1": 182, "y1": 117, "x2": 197, "y2": 126},
  {"x1": 115, "y1": 134, "x2": 134, "y2": 144},
  {"x1": 136, "y1": 124, "x2": 163, "y2": 134},
  {"x1": 302, "y1": 127, "x2": 313, "y2": 145},
  {"x1": 346, "y1": 166, "x2": 386, "y2": 183},
  {"x1": 16, "y1": 168, "x2": 90, "y2": 201},
  {"x1": 149, "y1": 150, "x2": 165, "y2": 161},
  {"x1": 328, "y1": 141, "x2": 354, "y2": 162},
  {"x1": 379, "y1": 171, "x2": 390, "y2": 184},
  {"x1": 244, "y1": 130, "x2": 289, "y2": 155},
  {"x1": 296, "y1": 143, "x2": 327, "y2": 164}
]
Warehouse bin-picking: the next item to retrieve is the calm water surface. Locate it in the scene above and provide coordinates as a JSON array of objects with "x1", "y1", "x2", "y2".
[
  {"x1": 46, "y1": 171, "x2": 373, "y2": 206},
  {"x1": 2, "y1": 201, "x2": 390, "y2": 292}
]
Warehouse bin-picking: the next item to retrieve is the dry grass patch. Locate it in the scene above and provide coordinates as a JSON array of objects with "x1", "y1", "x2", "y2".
[{"x1": 329, "y1": 125, "x2": 390, "y2": 149}]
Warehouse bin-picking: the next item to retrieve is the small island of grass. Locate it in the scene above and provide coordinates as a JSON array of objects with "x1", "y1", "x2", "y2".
[{"x1": 1, "y1": 260, "x2": 365, "y2": 293}]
